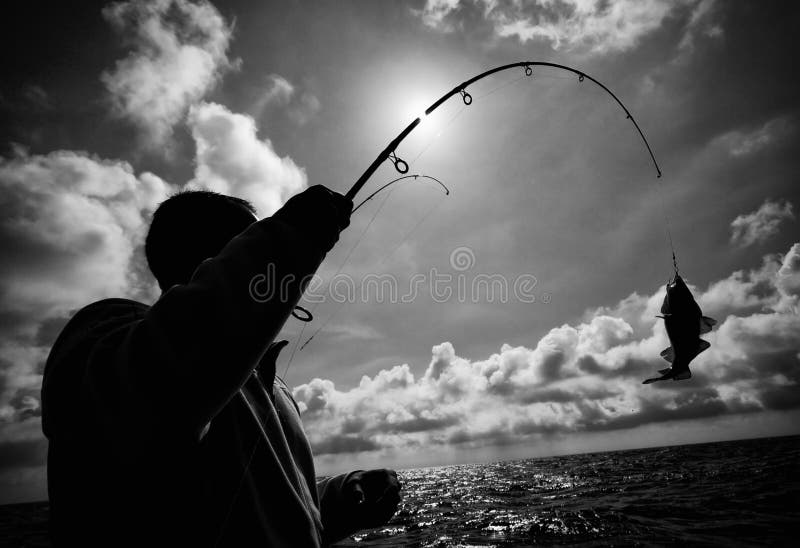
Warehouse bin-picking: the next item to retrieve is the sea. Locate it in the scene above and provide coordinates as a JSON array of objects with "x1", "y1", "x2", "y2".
[
  {"x1": 335, "y1": 435, "x2": 799, "y2": 547},
  {"x1": 1, "y1": 435, "x2": 797, "y2": 547}
]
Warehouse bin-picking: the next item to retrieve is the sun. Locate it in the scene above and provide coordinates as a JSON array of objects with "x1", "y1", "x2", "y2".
[{"x1": 400, "y1": 95, "x2": 432, "y2": 125}]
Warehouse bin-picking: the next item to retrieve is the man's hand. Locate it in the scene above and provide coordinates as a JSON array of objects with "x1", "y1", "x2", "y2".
[
  {"x1": 342, "y1": 469, "x2": 402, "y2": 530},
  {"x1": 272, "y1": 185, "x2": 352, "y2": 252}
]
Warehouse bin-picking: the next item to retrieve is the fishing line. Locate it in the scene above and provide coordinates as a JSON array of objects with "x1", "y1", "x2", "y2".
[
  {"x1": 283, "y1": 173, "x2": 451, "y2": 377},
  {"x1": 408, "y1": 73, "x2": 528, "y2": 168},
  {"x1": 297, "y1": 189, "x2": 448, "y2": 353},
  {"x1": 298, "y1": 71, "x2": 529, "y2": 321},
  {"x1": 408, "y1": 105, "x2": 467, "y2": 167},
  {"x1": 284, "y1": 187, "x2": 395, "y2": 378},
  {"x1": 352, "y1": 174, "x2": 449, "y2": 214},
  {"x1": 224, "y1": 61, "x2": 667, "y2": 536},
  {"x1": 474, "y1": 74, "x2": 527, "y2": 99},
  {"x1": 346, "y1": 61, "x2": 662, "y2": 205},
  {"x1": 654, "y1": 175, "x2": 680, "y2": 275}
]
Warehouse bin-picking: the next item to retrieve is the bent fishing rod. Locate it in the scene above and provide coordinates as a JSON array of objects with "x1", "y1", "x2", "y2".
[
  {"x1": 290, "y1": 61, "x2": 668, "y2": 354},
  {"x1": 345, "y1": 61, "x2": 662, "y2": 204}
]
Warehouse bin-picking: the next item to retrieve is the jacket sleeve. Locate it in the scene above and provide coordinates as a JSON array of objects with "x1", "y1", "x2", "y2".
[
  {"x1": 317, "y1": 472, "x2": 362, "y2": 545},
  {"x1": 85, "y1": 217, "x2": 328, "y2": 440}
]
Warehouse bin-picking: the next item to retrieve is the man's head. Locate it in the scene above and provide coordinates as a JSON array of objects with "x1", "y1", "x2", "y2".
[{"x1": 146, "y1": 190, "x2": 258, "y2": 291}]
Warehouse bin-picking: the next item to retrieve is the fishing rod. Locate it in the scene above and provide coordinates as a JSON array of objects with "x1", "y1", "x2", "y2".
[
  {"x1": 292, "y1": 62, "x2": 668, "y2": 358},
  {"x1": 352, "y1": 174, "x2": 449, "y2": 214},
  {"x1": 221, "y1": 63, "x2": 668, "y2": 539},
  {"x1": 345, "y1": 61, "x2": 662, "y2": 204}
]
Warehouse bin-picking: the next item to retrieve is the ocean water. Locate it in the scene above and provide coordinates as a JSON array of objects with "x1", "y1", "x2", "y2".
[
  {"x1": 335, "y1": 436, "x2": 799, "y2": 547},
  {"x1": 1, "y1": 436, "x2": 797, "y2": 547}
]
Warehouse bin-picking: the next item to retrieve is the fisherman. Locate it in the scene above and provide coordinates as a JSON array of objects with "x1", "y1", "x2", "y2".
[{"x1": 41, "y1": 185, "x2": 401, "y2": 546}]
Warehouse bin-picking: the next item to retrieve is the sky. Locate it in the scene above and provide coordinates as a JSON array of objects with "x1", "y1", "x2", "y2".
[{"x1": 0, "y1": 0, "x2": 799, "y2": 504}]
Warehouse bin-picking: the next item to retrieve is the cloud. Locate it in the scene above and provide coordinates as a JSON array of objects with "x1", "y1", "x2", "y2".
[
  {"x1": 0, "y1": 97, "x2": 308, "y2": 497},
  {"x1": 730, "y1": 199, "x2": 794, "y2": 248},
  {"x1": 413, "y1": 0, "x2": 704, "y2": 54},
  {"x1": 186, "y1": 101, "x2": 307, "y2": 215},
  {"x1": 288, "y1": 92, "x2": 321, "y2": 126},
  {"x1": 491, "y1": 0, "x2": 675, "y2": 53},
  {"x1": 101, "y1": 0, "x2": 234, "y2": 147},
  {"x1": 0, "y1": 149, "x2": 169, "y2": 475},
  {"x1": 713, "y1": 117, "x2": 794, "y2": 157},
  {"x1": 294, "y1": 243, "x2": 800, "y2": 456},
  {"x1": 414, "y1": 0, "x2": 461, "y2": 31},
  {"x1": 775, "y1": 244, "x2": 800, "y2": 315},
  {"x1": 256, "y1": 74, "x2": 295, "y2": 110},
  {"x1": 0, "y1": 85, "x2": 53, "y2": 114},
  {"x1": 252, "y1": 74, "x2": 322, "y2": 127},
  {"x1": 0, "y1": 150, "x2": 169, "y2": 322}
]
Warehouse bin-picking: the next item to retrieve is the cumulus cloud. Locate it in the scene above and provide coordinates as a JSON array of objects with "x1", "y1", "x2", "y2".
[
  {"x1": 186, "y1": 101, "x2": 307, "y2": 215},
  {"x1": 0, "y1": 150, "x2": 169, "y2": 322},
  {"x1": 0, "y1": 149, "x2": 169, "y2": 483},
  {"x1": 730, "y1": 199, "x2": 794, "y2": 248},
  {"x1": 714, "y1": 117, "x2": 794, "y2": 157},
  {"x1": 101, "y1": 0, "x2": 234, "y2": 147},
  {"x1": 251, "y1": 74, "x2": 322, "y2": 127},
  {"x1": 413, "y1": 0, "x2": 706, "y2": 55},
  {"x1": 256, "y1": 74, "x2": 295, "y2": 110},
  {"x1": 492, "y1": 0, "x2": 674, "y2": 53},
  {"x1": 414, "y1": 0, "x2": 462, "y2": 31},
  {"x1": 677, "y1": 0, "x2": 721, "y2": 53},
  {"x1": 294, "y1": 243, "x2": 800, "y2": 456}
]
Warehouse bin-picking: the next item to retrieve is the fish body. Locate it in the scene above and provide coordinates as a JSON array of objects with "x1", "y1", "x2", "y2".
[{"x1": 643, "y1": 274, "x2": 716, "y2": 384}]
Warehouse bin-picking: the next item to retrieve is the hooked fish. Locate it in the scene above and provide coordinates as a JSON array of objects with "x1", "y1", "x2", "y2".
[{"x1": 643, "y1": 274, "x2": 716, "y2": 384}]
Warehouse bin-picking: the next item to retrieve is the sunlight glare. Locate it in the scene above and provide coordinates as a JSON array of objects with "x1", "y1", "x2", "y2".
[{"x1": 402, "y1": 96, "x2": 431, "y2": 125}]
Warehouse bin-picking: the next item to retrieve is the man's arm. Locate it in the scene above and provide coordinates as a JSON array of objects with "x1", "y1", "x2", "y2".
[{"x1": 86, "y1": 186, "x2": 350, "y2": 439}]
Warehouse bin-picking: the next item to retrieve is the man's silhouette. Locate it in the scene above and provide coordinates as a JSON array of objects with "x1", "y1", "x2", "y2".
[{"x1": 41, "y1": 185, "x2": 401, "y2": 546}]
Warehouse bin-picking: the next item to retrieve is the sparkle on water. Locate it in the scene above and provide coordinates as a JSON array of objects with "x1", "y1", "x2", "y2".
[{"x1": 333, "y1": 436, "x2": 799, "y2": 547}]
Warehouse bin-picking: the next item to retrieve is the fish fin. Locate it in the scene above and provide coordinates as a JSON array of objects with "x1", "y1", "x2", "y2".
[
  {"x1": 658, "y1": 368, "x2": 672, "y2": 375},
  {"x1": 699, "y1": 316, "x2": 717, "y2": 334},
  {"x1": 698, "y1": 339, "x2": 711, "y2": 353},
  {"x1": 660, "y1": 347, "x2": 675, "y2": 363},
  {"x1": 673, "y1": 369, "x2": 692, "y2": 381},
  {"x1": 643, "y1": 377, "x2": 660, "y2": 384}
]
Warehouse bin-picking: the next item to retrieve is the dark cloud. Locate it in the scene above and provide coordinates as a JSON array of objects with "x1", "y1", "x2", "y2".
[
  {"x1": 387, "y1": 415, "x2": 459, "y2": 434},
  {"x1": 581, "y1": 389, "x2": 730, "y2": 432},
  {"x1": 516, "y1": 385, "x2": 619, "y2": 405},
  {"x1": 312, "y1": 435, "x2": 380, "y2": 456},
  {"x1": 34, "y1": 316, "x2": 72, "y2": 349},
  {"x1": 760, "y1": 385, "x2": 800, "y2": 411},
  {"x1": 8, "y1": 387, "x2": 42, "y2": 420},
  {"x1": 0, "y1": 438, "x2": 47, "y2": 470}
]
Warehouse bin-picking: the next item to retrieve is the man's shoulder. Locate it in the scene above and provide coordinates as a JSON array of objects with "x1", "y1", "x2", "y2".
[
  {"x1": 69, "y1": 298, "x2": 149, "y2": 331},
  {"x1": 45, "y1": 298, "x2": 149, "y2": 373},
  {"x1": 42, "y1": 298, "x2": 150, "y2": 437},
  {"x1": 78, "y1": 297, "x2": 149, "y2": 317}
]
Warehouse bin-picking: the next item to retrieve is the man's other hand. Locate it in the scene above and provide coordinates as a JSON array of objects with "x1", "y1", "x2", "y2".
[
  {"x1": 272, "y1": 185, "x2": 352, "y2": 252},
  {"x1": 343, "y1": 469, "x2": 402, "y2": 529}
]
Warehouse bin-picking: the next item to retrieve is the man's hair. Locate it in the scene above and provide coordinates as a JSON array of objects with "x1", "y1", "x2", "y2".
[{"x1": 145, "y1": 190, "x2": 258, "y2": 291}]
